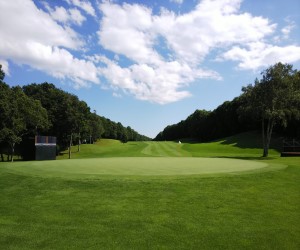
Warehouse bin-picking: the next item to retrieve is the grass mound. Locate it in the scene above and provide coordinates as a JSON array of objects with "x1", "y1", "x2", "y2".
[{"x1": 0, "y1": 157, "x2": 279, "y2": 179}]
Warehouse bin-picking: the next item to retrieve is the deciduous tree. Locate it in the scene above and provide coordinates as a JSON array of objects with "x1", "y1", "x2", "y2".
[
  {"x1": 0, "y1": 83, "x2": 49, "y2": 161},
  {"x1": 241, "y1": 63, "x2": 299, "y2": 157}
]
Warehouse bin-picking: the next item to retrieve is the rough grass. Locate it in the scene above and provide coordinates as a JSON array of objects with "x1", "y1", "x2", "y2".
[{"x1": 0, "y1": 132, "x2": 299, "y2": 249}]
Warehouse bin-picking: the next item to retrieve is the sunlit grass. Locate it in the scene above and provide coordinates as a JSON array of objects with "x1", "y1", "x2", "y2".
[{"x1": 0, "y1": 132, "x2": 299, "y2": 249}]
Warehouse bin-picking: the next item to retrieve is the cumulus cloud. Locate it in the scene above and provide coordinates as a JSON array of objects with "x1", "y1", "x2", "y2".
[
  {"x1": 153, "y1": 0, "x2": 276, "y2": 64},
  {"x1": 98, "y1": 2, "x2": 160, "y2": 65},
  {"x1": 0, "y1": 0, "x2": 82, "y2": 49},
  {"x1": 281, "y1": 22, "x2": 296, "y2": 39},
  {"x1": 97, "y1": 0, "x2": 298, "y2": 103},
  {"x1": 1, "y1": 0, "x2": 300, "y2": 104},
  {"x1": 65, "y1": 0, "x2": 96, "y2": 17},
  {"x1": 0, "y1": 0, "x2": 99, "y2": 87},
  {"x1": 98, "y1": 1, "x2": 231, "y2": 103},
  {"x1": 99, "y1": 59, "x2": 193, "y2": 104},
  {"x1": 220, "y1": 42, "x2": 300, "y2": 70},
  {"x1": 47, "y1": 6, "x2": 86, "y2": 26},
  {"x1": 170, "y1": 0, "x2": 184, "y2": 4},
  {"x1": 95, "y1": 55, "x2": 220, "y2": 104}
]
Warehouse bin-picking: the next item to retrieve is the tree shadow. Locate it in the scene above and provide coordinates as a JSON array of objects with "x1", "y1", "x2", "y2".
[
  {"x1": 219, "y1": 131, "x2": 283, "y2": 152},
  {"x1": 213, "y1": 156, "x2": 278, "y2": 161}
]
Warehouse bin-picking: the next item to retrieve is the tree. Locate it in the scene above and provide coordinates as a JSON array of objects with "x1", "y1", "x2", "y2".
[
  {"x1": 241, "y1": 63, "x2": 299, "y2": 157},
  {"x1": 23, "y1": 82, "x2": 150, "y2": 152},
  {"x1": 0, "y1": 83, "x2": 10, "y2": 161},
  {"x1": 87, "y1": 112, "x2": 104, "y2": 143},
  {"x1": 0, "y1": 84, "x2": 49, "y2": 161},
  {"x1": 23, "y1": 83, "x2": 91, "y2": 156}
]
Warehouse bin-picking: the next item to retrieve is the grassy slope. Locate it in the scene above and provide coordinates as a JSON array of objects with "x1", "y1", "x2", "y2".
[
  {"x1": 183, "y1": 131, "x2": 281, "y2": 158},
  {"x1": 58, "y1": 139, "x2": 148, "y2": 159},
  {"x1": 58, "y1": 131, "x2": 281, "y2": 159},
  {"x1": 0, "y1": 132, "x2": 299, "y2": 249}
]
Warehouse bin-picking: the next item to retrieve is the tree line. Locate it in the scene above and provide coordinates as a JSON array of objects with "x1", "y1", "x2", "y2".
[
  {"x1": 155, "y1": 63, "x2": 300, "y2": 157},
  {"x1": 0, "y1": 65, "x2": 150, "y2": 161}
]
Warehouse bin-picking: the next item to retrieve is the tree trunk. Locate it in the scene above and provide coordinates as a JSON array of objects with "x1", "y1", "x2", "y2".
[
  {"x1": 263, "y1": 147, "x2": 268, "y2": 157},
  {"x1": 11, "y1": 143, "x2": 15, "y2": 162},
  {"x1": 68, "y1": 133, "x2": 72, "y2": 159},
  {"x1": 0, "y1": 153, "x2": 4, "y2": 162},
  {"x1": 262, "y1": 118, "x2": 274, "y2": 157},
  {"x1": 262, "y1": 119, "x2": 266, "y2": 156},
  {"x1": 78, "y1": 132, "x2": 81, "y2": 152}
]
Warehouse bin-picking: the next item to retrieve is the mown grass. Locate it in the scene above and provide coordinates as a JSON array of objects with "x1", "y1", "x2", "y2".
[
  {"x1": 0, "y1": 132, "x2": 299, "y2": 249},
  {"x1": 58, "y1": 131, "x2": 281, "y2": 159},
  {"x1": 1, "y1": 158, "x2": 275, "y2": 179},
  {"x1": 182, "y1": 131, "x2": 281, "y2": 158},
  {"x1": 58, "y1": 139, "x2": 149, "y2": 159}
]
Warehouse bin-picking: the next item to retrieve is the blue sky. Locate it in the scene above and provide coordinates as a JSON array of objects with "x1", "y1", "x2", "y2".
[{"x1": 1, "y1": 0, "x2": 300, "y2": 138}]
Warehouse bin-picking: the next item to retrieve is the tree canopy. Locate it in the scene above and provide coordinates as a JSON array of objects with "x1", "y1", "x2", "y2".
[
  {"x1": 0, "y1": 82, "x2": 49, "y2": 161},
  {"x1": 241, "y1": 63, "x2": 300, "y2": 156},
  {"x1": 0, "y1": 68, "x2": 150, "y2": 161}
]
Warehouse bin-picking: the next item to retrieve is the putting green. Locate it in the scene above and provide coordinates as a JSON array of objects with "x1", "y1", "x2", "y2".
[{"x1": 0, "y1": 157, "x2": 283, "y2": 179}]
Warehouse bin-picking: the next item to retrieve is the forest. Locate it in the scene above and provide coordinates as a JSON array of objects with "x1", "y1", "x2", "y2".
[
  {"x1": 0, "y1": 65, "x2": 150, "y2": 161},
  {"x1": 155, "y1": 63, "x2": 300, "y2": 156}
]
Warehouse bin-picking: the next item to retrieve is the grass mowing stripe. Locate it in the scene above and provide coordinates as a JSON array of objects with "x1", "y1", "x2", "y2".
[
  {"x1": 141, "y1": 142, "x2": 172, "y2": 156},
  {"x1": 141, "y1": 142, "x2": 160, "y2": 156},
  {"x1": 142, "y1": 142, "x2": 191, "y2": 157},
  {"x1": 159, "y1": 142, "x2": 179, "y2": 156},
  {"x1": 160, "y1": 142, "x2": 190, "y2": 157}
]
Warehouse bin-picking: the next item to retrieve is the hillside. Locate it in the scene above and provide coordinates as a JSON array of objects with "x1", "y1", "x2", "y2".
[
  {"x1": 182, "y1": 131, "x2": 282, "y2": 158},
  {"x1": 58, "y1": 131, "x2": 282, "y2": 159}
]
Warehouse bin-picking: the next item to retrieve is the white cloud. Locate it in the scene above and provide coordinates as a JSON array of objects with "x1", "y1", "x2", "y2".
[
  {"x1": 0, "y1": 59, "x2": 9, "y2": 76},
  {"x1": 113, "y1": 92, "x2": 122, "y2": 98},
  {"x1": 1, "y1": 0, "x2": 300, "y2": 104},
  {"x1": 97, "y1": 1, "x2": 223, "y2": 103},
  {"x1": 220, "y1": 42, "x2": 300, "y2": 70},
  {"x1": 98, "y1": 56, "x2": 220, "y2": 104},
  {"x1": 153, "y1": 0, "x2": 276, "y2": 64},
  {"x1": 96, "y1": 0, "x2": 291, "y2": 103},
  {"x1": 170, "y1": 0, "x2": 184, "y2": 4},
  {"x1": 0, "y1": 0, "x2": 99, "y2": 86},
  {"x1": 0, "y1": 1, "x2": 83, "y2": 49},
  {"x1": 98, "y1": 2, "x2": 160, "y2": 65},
  {"x1": 281, "y1": 22, "x2": 295, "y2": 39},
  {"x1": 50, "y1": 6, "x2": 86, "y2": 26},
  {"x1": 65, "y1": 0, "x2": 96, "y2": 17},
  {"x1": 69, "y1": 8, "x2": 86, "y2": 25}
]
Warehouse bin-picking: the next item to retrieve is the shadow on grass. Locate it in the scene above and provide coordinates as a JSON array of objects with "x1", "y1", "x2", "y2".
[
  {"x1": 59, "y1": 150, "x2": 80, "y2": 156},
  {"x1": 174, "y1": 131, "x2": 282, "y2": 147},
  {"x1": 214, "y1": 156, "x2": 279, "y2": 161},
  {"x1": 218, "y1": 131, "x2": 283, "y2": 152}
]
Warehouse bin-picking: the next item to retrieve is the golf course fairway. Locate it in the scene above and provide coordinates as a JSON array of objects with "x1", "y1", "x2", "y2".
[{"x1": 2, "y1": 157, "x2": 282, "y2": 179}]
